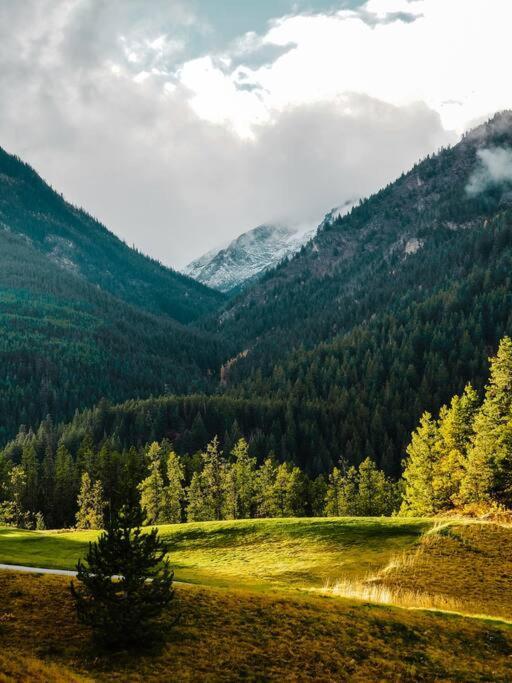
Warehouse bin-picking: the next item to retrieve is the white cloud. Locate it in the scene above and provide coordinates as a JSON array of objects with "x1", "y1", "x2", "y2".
[
  {"x1": 177, "y1": 0, "x2": 512, "y2": 137},
  {"x1": 466, "y1": 147, "x2": 512, "y2": 196},
  {"x1": 0, "y1": 0, "x2": 508, "y2": 267}
]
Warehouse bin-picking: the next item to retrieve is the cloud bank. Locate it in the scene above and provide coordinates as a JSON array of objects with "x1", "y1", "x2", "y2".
[{"x1": 0, "y1": 0, "x2": 509, "y2": 266}]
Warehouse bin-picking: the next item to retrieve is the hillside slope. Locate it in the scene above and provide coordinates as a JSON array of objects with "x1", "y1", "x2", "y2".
[
  {"x1": 0, "y1": 221, "x2": 223, "y2": 443},
  {"x1": 215, "y1": 112, "x2": 512, "y2": 348},
  {"x1": 0, "y1": 146, "x2": 224, "y2": 323}
]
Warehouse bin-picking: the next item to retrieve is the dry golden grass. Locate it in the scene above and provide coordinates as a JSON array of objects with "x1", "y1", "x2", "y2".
[
  {"x1": 322, "y1": 521, "x2": 512, "y2": 620},
  {"x1": 1, "y1": 571, "x2": 512, "y2": 681}
]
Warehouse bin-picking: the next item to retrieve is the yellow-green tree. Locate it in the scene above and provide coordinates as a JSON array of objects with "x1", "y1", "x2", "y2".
[{"x1": 460, "y1": 337, "x2": 512, "y2": 506}]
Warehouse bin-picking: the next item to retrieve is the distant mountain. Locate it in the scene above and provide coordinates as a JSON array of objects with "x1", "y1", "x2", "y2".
[
  {"x1": 0, "y1": 146, "x2": 224, "y2": 323},
  {"x1": 184, "y1": 223, "x2": 317, "y2": 293},
  {"x1": 0, "y1": 146, "x2": 225, "y2": 441}
]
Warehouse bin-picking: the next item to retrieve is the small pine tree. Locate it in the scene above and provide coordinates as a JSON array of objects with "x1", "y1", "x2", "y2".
[{"x1": 70, "y1": 501, "x2": 174, "y2": 649}]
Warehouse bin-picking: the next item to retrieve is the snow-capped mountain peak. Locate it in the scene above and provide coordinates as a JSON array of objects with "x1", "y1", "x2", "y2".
[{"x1": 184, "y1": 223, "x2": 316, "y2": 293}]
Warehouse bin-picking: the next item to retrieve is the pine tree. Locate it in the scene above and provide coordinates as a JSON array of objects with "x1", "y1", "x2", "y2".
[
  {"x1": 21, "y1": 444, "x2": 38, "y2": 514},
  {"x1": 400, "y1": 412, "x2": 441, "y2": 516},
  {"x1": 274, "y1": 463, "x2": 305, "y2": 517},
  {"x1": 76, "y1": 472, "x2": 105, "y2": 530},
  {"x1": 325, "y1": 467, "x2": 344, "y2": 516},
  {"x1": 7, "y1": 465, "x2": 30, "y2": 528},
  {"x1": 224, "y1": 438, "x2": 257, "y2": 519},
  {"x1": 139, "y1": 442, "x2": 168, "y2": 524},
  {"x1": 309, "y1": 474, "x2": 327, "y2": 516},
  {"x1": 70, "y1": 501, "x2": 174, "y2": 648},
  {"x1": 186, "y1": 471, "x2": 207, "y2": 521},
  {"x1": 325, "y1": 465, "x2": 358, "y2": 516},
  {"x1": 435, "y1": 384, "x2": 479, "y2": 508},
  {"x1": 256, "y1": 457, "x2": 279, "y2": 517},
  {"x1": 165, "y1": 450, "x2": 185, "y2": 523},
  {"x1": 54, "y1": 445, "x2": 77, "y2": 527},
  {"x1": 357, "y1": 457, "x2": 396, "y2": 516},
  {"x1": 460, "y1": 338, "x2": 512, "y2": 506},
  {"x1": 198, "y1": 437, "x2": 226, "y2": 521}
]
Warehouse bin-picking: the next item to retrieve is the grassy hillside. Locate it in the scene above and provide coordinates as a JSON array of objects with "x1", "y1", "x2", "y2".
[
  {"x1": 1, "y1": 519, "x2": 512, "y2": 680},
  {"x1": 1, "y1": 517, "x2": 511, "y2": 620},
  {"x1": 0, "y1": 518, "x2": 429, "y2": 589}
]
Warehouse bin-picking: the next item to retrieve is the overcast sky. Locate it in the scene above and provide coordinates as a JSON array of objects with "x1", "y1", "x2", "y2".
[{"x1": 0, "y1": 0, "x2": 510, "y2": 267}]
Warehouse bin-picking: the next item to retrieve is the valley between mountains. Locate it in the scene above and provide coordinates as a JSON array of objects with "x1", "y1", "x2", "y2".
[{"x1": 2, "y1": 112, "x2": 512, "y2": 681}]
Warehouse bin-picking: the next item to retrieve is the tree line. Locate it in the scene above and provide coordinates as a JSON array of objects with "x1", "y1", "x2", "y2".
[
  {"x1": 401, "y1": 336, "x2": 512, "y2": 514},
  {"x1": 0, "y1": 430, "x2": 399, "y2": 529}
]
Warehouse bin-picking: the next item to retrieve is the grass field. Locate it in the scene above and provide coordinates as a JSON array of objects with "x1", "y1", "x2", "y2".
[
  {"x1": 1, "y1": 572, "x2": 512, "y2": 681},
  {"x1": 0, "y1": 517, "x2": 431, "y2": 590},
  {"x1": 1, "y1": 517, "x2": 512, "y2": 680}
]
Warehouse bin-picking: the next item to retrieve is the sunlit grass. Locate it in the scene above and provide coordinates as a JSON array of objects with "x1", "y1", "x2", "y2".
[
  {"x1": 318, "y1": 520, "x2": 512, "y2": 620},
  {"x1": 0, "y1": 517, "x2": 431, "y2": 591}
]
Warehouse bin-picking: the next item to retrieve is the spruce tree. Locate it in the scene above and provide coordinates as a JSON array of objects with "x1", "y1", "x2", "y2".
[
  {"x1": 274, "y1": 463, "x2": 305, "y2": 517},
  {"x1": 461, "y1": 337, "x2": 512, "y2": 506},
  {"x1": 70, "y1": 501, "x2": 174, "y2": 649},
  {"x1": 435, "y1": 384, "x2": 479, "y2": 508},
  {"x1": 400, "y1": 412, "x2": 441, "y2": 516},
  {"x1": 356, "y1": 457, "x2": 396, "y2": 516},
  {"x1": 225, "y1": 438, "x2": 257, "y2": 519},
  {"x1": 186, "y1": 471, "x2": 207, "y2": 521},
  {"x1": 21, "y1": 444, "x2": 38, "y2": 514},
  {"x1": 165, "y1": 450, "x2": 185, "y2": 523},
  {"x1": 139, "y1": 442, "x2": 167, "y2": 524},
  {"x1": 54, "y1": 445, "x2": 77, "y2": 527},
  {"x1": 256, "y1": 457, "x2": 279, "y2": 517},
  {"x1": 198, "y1": 437, "x2": 226, "y2": 521},
  {"x1": 76, "y1": 472, "x2": 105, "y2": 530}
]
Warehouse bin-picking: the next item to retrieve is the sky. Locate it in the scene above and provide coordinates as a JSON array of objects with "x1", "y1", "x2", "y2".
[{"x1": 0, "y1": 0, "x2": 510, "y2": 267}]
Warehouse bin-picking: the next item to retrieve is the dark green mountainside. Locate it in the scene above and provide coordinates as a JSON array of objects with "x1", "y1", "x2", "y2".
[
  {"x1": 0, "y1": 149, "x2": 226, "y2": 442},
  {"x1": 0, "y1": 146, "x2": 224, "y2": 323}
]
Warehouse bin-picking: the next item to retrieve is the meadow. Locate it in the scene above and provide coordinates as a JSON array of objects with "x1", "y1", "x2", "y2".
[{"x1": 1, "y1": 517, "x2": 512, "y2": 680}]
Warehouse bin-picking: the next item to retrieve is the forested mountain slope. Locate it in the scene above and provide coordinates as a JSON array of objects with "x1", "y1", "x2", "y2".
[
  {"x1": 0, "y1": 146, "x2": 224, "y2": 323},
  {"x1": 213, "y1": 112, "x2": 512, "y2": 352},
  {"x1": 0, "y1": 149, "x2": 227, "y2": 442},
  {"x1": 204, "y1": 112, "x2": 512, "y2": 471},
  {"x1": 0, "y1": 228, "x2": 223, "y2": 443}
]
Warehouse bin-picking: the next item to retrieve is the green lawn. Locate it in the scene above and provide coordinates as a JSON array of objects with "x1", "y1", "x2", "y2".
[{"x1": 0, "y1": 517, "x2": 431, "y2": 591}]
